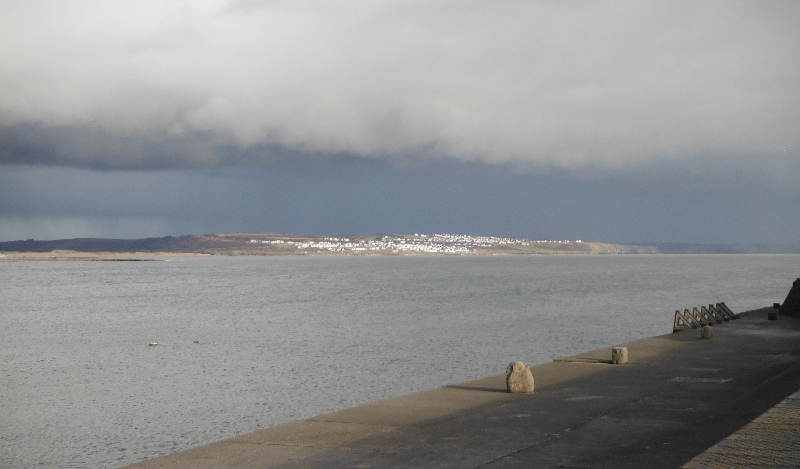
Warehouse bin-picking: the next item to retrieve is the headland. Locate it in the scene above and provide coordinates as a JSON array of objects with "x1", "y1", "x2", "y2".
[{"x1": 5, "y1": 232, "x2": 797, "y2": 260}]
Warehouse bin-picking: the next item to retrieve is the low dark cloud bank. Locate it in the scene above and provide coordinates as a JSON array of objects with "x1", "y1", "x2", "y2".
[
  {"x1": 2, "y1": 161, "x2": 797, "y2": 244},
  {"x1": 1, "y1": 1, "x2": 798, "y2": 243}
]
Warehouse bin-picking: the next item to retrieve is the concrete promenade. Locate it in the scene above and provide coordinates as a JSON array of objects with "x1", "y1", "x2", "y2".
[{"x1": 124, "y1": 307, "x2": 800, "y2": 468}]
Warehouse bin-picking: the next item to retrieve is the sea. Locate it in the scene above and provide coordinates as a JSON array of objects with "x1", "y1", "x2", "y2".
[{"x1": 1, "y1": 254, "x2": 797, "y2": 468}]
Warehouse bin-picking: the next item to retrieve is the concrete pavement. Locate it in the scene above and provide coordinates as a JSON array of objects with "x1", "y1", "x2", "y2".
[{"x1": 123, "y1": 307, "x2": 800, "y2": 468}]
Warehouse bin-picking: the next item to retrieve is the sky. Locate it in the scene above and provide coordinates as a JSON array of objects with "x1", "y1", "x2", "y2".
[{"x1": 1, "y1": 1, "x2": 798, "y2": 243}]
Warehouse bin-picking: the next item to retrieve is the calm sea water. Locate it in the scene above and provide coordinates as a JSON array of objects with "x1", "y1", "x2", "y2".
[{"x1": 1, "y1": 254, "x2": 797, "y2": 468}]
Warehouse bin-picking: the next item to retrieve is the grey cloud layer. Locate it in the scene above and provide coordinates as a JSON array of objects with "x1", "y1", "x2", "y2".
[{"x1": 1, "y1": 1, "x2": 798, "y2": 172}]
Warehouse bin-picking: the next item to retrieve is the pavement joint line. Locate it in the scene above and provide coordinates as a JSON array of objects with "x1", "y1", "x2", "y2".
[
  {"x1": 475, "y1": 391, "x2": 666, "y2": 468},
  {"x1": 471, "y1": 433, "x2": 564, "y2": 469},
  {"x1": 256, "y1": 443, "x2": 337, "y2": 449}
]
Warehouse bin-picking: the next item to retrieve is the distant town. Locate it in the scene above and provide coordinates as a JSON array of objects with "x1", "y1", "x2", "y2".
[{"x1": 249, "y1": 233, "x2": 583, "y2": 254}]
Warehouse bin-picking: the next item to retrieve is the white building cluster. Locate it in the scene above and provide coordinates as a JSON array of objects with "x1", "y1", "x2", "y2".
[{"x1": 248, "y1": 234, "x2": 583, "y2": 254}]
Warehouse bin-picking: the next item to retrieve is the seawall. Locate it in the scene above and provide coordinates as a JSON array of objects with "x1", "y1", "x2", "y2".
[{"x1": 122, "y1": 307, "x2": 800, "y2": 468}]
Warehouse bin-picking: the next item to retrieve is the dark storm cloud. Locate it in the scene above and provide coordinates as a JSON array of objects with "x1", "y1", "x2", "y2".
[
  {"x1": 1, "y1": 1, "x2": 798, "y2": 175},
  {"x1": 0, "y1": 123, "x2": 343, "y2": 169}
]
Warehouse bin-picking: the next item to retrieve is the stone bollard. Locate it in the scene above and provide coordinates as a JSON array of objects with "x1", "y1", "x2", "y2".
[
  {"x1": 611, "y1": 347, "x2": 628, "y2": 364},
  {"x1": 506, "y1": 361, "x2": 534, "y2": 393},
  {"x1": 700, "y1": 325, "x2": 714, "y2": 339}
]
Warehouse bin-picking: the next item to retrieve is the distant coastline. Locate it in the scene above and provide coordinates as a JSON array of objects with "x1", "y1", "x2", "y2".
[{"x1": 1, "y1": 233, "x2": 798, "y2": 260}]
